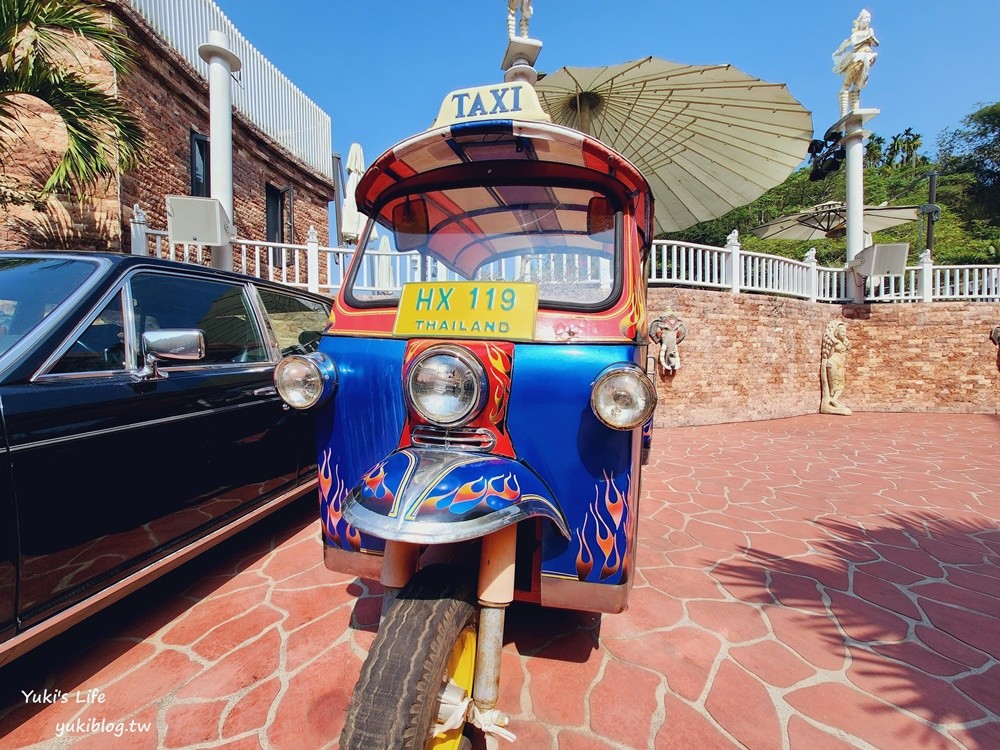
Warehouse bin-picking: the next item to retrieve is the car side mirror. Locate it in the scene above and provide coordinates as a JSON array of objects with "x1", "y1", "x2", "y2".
[
  {"x1": 138, "y1": 329, "x2": 205, "y2": 380},
  {"x1": 587, "y1": 196, "x2": 615, "y2": 236},
  {"x1": 392, "y1": 198, "x2": 429, "y2": 252}
]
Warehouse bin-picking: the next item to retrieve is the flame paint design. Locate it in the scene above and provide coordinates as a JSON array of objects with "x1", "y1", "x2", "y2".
[
  {"x1": 575, "y1": 515, "x2": 594, "y2": 580},
  {"x1": 484, "y1": 343, "x2": 513, "y2": 430},
  {"x1": 617, "y1": 276, "x2": 645, "y2": 339},
  {"x1": 427, "y1": 472, "x2": 521, "y2": 516},
  {"x1": 362, "y1": 462, "x2": 395, "y2": 507},
  {"x1": 319, "y1": 449, "x2": 361, "y2": 552},
  {"x1": 575, "y1": 471, "x2": 631, "y2": 582}
]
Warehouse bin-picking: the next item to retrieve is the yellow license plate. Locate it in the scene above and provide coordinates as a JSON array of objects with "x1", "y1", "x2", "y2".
[{"x1": 393, "y1": 282, "x2": 537, "y2": 340}]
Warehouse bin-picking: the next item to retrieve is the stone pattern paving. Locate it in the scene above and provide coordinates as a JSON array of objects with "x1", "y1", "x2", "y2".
[{"x1": 0, "y1": 413, "x2": 997, "y2": 749}]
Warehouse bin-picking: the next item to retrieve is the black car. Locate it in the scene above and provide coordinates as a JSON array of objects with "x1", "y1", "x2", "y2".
[{"x1": 0, "y1": 251, "x2": 332, "y2": 664}]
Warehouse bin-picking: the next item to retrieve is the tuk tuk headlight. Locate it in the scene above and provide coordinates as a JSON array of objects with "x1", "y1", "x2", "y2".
[
  {"x1": 406, "y1": 346, "x2": 486, "y2": 427},
  {"x1": 274, "y1": 352, "x2": 337, "y2": 409},
  {"x1": 591, "y1": 364, "x2": 657, "y2": 430}
]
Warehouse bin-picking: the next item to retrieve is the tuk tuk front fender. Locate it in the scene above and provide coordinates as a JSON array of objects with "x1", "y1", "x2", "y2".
[{"x1": 342, "y1": 449, "x2": 570, "y2": 545}]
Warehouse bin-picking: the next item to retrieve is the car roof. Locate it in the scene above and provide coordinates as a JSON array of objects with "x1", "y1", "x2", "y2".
[{"x1": 2, "y1": 250, "x2": 332, "y2": 304}]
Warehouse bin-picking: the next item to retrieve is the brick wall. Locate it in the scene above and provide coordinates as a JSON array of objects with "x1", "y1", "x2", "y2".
[
  {"x1": 647, "y1": 287, "x2": 1000, "y2": 427},
  {"x1": 1, "y1": 2, "x2": 334, "y2": 252}
]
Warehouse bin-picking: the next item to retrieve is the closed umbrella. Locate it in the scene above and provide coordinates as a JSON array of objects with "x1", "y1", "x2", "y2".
[
  {"x1": 534, "y1": 56, "x2": 813, "y2": 235},
  {"x1": 375, "y1": 235, "x2": 395, "y2": 291},
  {"x1": 750, "y1": 201, "x2": 920, "y2": 241},
  {"x1": 341, "y1": 143, "x2": 377, "y2": 244}
]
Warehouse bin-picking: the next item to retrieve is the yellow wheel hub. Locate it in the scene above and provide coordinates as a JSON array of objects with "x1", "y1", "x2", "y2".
[{"x1": 428, "y1": 625, "x2": 477, "y2": 750}]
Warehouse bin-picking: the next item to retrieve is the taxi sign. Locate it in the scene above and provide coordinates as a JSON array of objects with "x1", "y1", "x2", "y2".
[
  {"x1": 432, "y1": 82, "x2": 551, "y2": 129},
  {"x1": 394, "y1": 282, "x2": 538, "y2": 341}
]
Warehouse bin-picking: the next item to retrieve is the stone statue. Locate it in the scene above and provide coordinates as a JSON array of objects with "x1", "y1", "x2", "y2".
[
  {"x1": 507, "y1": 0, "x2": 533, "y2": 38},
  {"x1": 991, "y1": 325, "x2": 1000, "y2": 373},
  {"x1": 649, "y1": 311, "x2": 687, "y2": 374},
  {"x1": 820, "y1": 321, "x2": 852, "y2": 415},
  {"x1": 832, "y1": 9, "x2": 878, "y2": 115},
  {"x1": 725, "y1": 229, "x2": 740, "y2": 247}
]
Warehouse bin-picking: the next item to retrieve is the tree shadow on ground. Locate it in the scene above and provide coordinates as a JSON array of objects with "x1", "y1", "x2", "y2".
[{"x1": 715, "y1": 512, "x2": 1000, "y2": 749}]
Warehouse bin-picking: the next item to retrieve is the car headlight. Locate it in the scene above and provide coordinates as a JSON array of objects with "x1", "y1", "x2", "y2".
[
  {"x1": 590, "y1": 364, "x2": 657, "y2": 430},
  {"x1": 274, "y1": 352, "x2": 337, "y2": 409},
  {"x1": 406, "y1": 346, "x2": 486, "y2": 427}
]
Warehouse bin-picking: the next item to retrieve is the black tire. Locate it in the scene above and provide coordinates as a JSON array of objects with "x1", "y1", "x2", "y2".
[{"x1": 341, "y1": 564, "x2": 478, "y2": 750}]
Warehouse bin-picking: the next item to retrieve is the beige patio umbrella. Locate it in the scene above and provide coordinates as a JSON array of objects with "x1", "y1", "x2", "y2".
[
  {"x1": 534, "y1": 56, "x2": 813, "y2": 236},
  {"x1": 750, "y1": 201, "x2": 920, "y2": 241}
]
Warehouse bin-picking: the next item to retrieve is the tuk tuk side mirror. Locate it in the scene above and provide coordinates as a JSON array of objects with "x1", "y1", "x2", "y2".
[
  {"x1": 587, "y1": 196, "x2": 615, "y2": 237},
  {"x1": 393, "y1": 198, "x2": 430, "y2": 252}
]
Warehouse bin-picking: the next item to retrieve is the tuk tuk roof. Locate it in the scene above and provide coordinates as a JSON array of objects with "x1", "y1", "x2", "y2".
[{"x1": 355, "y1": 119, "x2": 654, "y2": 243}]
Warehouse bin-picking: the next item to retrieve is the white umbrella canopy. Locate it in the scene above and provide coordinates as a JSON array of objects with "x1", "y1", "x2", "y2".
[
  {"x1": 534, "y1": 56, "x2": 814, "y2": 236},
  {"x1": 750, "y1": 201, "x2": 920, "y2": 241}
]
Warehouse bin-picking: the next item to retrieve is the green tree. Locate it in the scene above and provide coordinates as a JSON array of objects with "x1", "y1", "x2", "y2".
[
  {"x1": 864, "y1": 134, "x2": 885, "y2": 168},
  {"x1": 938, "y1": 102, "x2": 1000, "y2": 225},
  {"x1": 0, "y1": 0, "x2": 145, "y2": 201},
  {"x1": 885, "y1": 134, "x2": 903, "y2": 167}
]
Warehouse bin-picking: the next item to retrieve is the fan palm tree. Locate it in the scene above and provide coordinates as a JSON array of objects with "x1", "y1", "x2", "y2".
[
  {"x1": 864, "y1": 134, "x2": 885, "y2": 168},
  {"x1": 900, "y1": 127, "x2": 923, "y2": 167},
  {"x1": 0, "y1": 0, "x2": 145, "y2": 199}
]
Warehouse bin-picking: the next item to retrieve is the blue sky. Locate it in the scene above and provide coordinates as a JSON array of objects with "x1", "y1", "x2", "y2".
[{"x1": 213, "y1": 1, "x2": 998, "y2": 168}]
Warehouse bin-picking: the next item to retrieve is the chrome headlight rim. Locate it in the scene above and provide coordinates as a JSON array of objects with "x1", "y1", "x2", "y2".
[
  {"x1": 590, "y1": 363, "x2": 657, "y2": 430},
  {"x1": 405, "y1": 345, "x2": 487, "y2": 428},
  {"x1": 274, "y1": 352, "x2": 338, "y2": 410}
]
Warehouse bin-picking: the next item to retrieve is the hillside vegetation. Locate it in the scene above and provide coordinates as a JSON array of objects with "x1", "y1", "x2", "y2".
[{"x1": 661, "y1": 102, "x2": 1000, "y2": 269}]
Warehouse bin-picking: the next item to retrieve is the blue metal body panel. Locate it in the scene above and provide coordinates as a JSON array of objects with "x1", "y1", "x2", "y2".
[
  {"x1": 506, "y1": 344, "x2": 640, "y2": 586},
  {"x1": 317, "y1": 336, "x2": 642, "y2": 591},
  {"x1": 315, "y1": 336, "x2": 408, "y2": 554}
]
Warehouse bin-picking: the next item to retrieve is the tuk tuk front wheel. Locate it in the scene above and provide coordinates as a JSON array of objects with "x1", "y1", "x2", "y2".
[{"x1": 340, "y1": 564, "x2": 477, "y2": 750}]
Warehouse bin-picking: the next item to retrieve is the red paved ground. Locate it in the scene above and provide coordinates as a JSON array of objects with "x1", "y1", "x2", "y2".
[{"x1": 1, "y1": 413, "x2": 998, "y2": 749}]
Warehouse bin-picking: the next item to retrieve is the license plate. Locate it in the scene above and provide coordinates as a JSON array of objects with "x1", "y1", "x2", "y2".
[{"x1": 393, "y1": 282, "x2": 537, "y2": 340}]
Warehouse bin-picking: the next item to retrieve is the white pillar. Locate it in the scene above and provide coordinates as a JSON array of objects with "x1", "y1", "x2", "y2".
[
  {"x1": 198, "y1": 31, "x2": 241, "y2": 271},
  {"x1": 725, "y1": 231, "x2": 741, "y2": 294},
  {"x1": 130, "y1": 203, "x2": 148, "y2": 256},
  {"x1": 306, "y1": 225, "x2": 320, "y2": 294},
  {"x1": 830, "y1": 108, "x2": 879, "y2": 303}
]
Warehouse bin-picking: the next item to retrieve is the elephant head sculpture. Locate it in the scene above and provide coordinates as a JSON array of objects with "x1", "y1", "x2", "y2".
[{"x1": 648, "y1": 312, "x2": 688, "y2": 374}]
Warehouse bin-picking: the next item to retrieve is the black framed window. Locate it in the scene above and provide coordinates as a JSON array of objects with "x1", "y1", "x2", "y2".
[
  {"x1": 190, "y1": 131, "x2": 210, "y2": 197},
  {"x1": 265, "y1": 184, "x2": 284, "y2": 244}
]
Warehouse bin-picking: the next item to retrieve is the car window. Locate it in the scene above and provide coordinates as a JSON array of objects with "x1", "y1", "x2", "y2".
[
  {"x1": 130, "y1": 273, "x2": 266, "y2": 366},
  {"x1": 0, "y1": 257, "x2": 99, "y2": 357},
  {"x1": 49, "y1": 293, "x2": 127, "y2": 374},
  {"x1": 256, "y1": 288, "x2": 330, "y2": 355}
]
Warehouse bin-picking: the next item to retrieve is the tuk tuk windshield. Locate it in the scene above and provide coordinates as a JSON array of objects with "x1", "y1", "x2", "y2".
[{"x1": 347, "y1": 184, "x2": 618, "y2": 309}]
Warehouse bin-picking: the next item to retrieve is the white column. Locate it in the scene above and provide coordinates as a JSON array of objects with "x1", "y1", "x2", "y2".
[
  {"x1": 725, "y1": 231, "x2": 741, "y2": 294},
  {"x1": 831, "y1": 108, "x2": 879, "y2": 303},
  {"x1": 306, "y1": 225, "x2": 320, "y2": 294},
  {"x1": 129, "y1": 203, "x2": 148, "y2": 256},
  {"x1": 198, "y1": 31, "x2": 242, "y2": 271}
]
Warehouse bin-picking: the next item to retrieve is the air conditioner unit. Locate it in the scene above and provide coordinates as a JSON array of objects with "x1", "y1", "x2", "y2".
[
  {"x1": 848, "y1": 243, "x2": 909, "y2": 277},
  {"x1": 165, "y1": 196, "x2": 236, "y2": 247}
]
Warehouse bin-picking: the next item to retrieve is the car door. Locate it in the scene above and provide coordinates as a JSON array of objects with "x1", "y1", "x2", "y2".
[
  {"x1": 6, "y1": 268, "x2": 302, "y2": 628},
  {"x1": 0, "y1": 423, "x2": 16, "y2": 645}
]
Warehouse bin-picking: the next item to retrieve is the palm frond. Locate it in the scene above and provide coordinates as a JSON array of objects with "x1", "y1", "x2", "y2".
[
  {"x1": 1, "y1": 0, "x2": 135, "y2": 76},
  {"x1": 4, "y1": 63, "x2": 145, "y2": 198}
]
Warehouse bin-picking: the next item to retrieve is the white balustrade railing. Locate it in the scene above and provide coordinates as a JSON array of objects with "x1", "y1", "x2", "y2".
[
  {"x1": 130, "y1": 210, "x2": 1000, "y2": 305},
  {"x1": 932, "y1": 265, "x2": 1000, "y2": 301},
  {"x1": 125, "y1": 0, "x2": 333, "y2": 180}
]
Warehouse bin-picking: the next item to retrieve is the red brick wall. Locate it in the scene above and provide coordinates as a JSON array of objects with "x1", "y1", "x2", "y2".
[
  {"x1": 648, "y1": 287, "x2": 1000, "y2": 427},
  {"x1": 1, "y1": 2, "x2": 334, "y2": 252}
]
